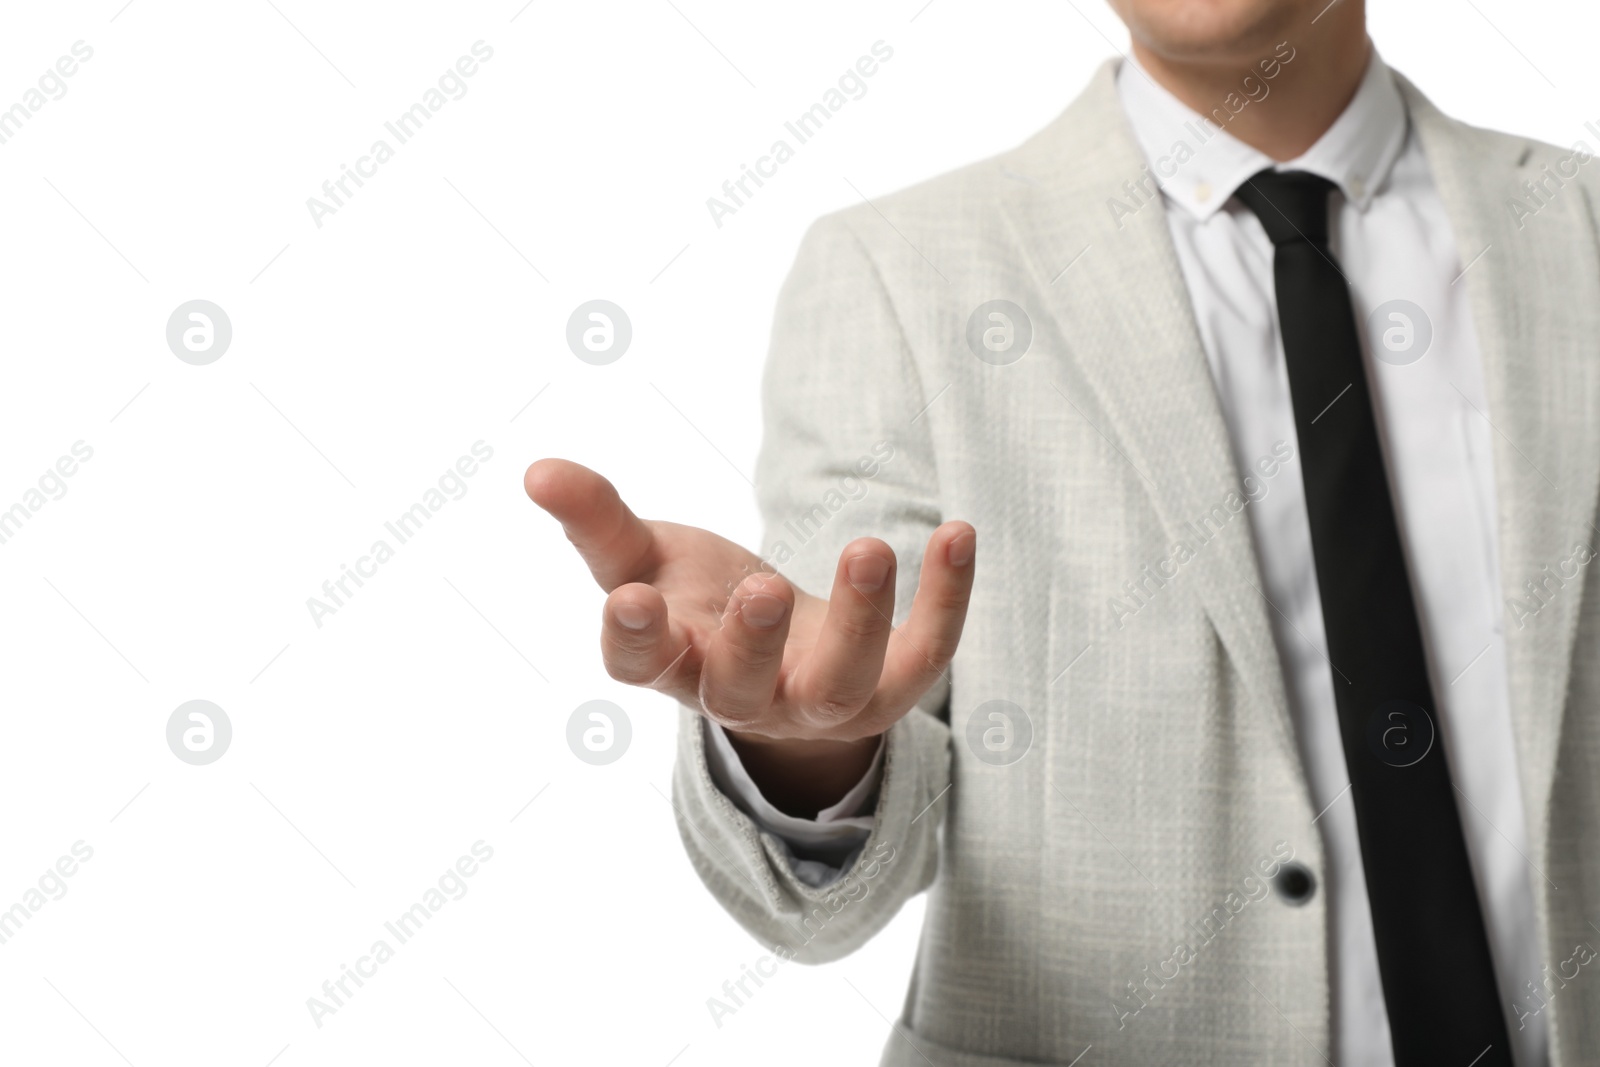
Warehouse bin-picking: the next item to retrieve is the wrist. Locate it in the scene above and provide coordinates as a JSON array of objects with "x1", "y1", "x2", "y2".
[{"x1": 722, "y1": 729, "x2": 883, "y2": 819}]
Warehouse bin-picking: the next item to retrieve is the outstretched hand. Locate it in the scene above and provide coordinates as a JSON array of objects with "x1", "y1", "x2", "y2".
[{"x1": 526, "y1": 458, "x2": 975, "y2": 811}]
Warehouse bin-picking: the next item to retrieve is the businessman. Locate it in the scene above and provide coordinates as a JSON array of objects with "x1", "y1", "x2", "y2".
[{"x1": 527, "y1": 0, "x2": 1600, "y2": 1062}]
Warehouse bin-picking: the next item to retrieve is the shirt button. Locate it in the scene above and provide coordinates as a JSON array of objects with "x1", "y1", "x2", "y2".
[
  {"x1": 1273, "y1": 862, "x2": 1317, "y2": 905},
  {"x1": 1194, "y1": 181, "x2": 1212, "y2": 203},
  {"x1": 1348, "y1": 175, "x2": 1366, "y2": 199}
]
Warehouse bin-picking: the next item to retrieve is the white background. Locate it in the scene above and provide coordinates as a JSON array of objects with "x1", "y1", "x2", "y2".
[{"x1": 0, "y1": 1, "x2": 1595, "y2": 1064}]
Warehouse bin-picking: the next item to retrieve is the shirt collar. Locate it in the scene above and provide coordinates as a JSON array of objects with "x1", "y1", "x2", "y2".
[{"x1": 1113, "y1": 44, "x2": 1408, "y2": 221}]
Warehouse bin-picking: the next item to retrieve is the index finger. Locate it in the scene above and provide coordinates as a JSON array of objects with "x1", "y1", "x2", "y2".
[{"x1": 525, "y1": 458, "x2": 657, "y2": 591}]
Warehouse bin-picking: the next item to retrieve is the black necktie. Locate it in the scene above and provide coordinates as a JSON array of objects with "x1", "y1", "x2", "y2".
[{"x1": 1233, "y1": 169, "x2": 1512, "y2": 1065}]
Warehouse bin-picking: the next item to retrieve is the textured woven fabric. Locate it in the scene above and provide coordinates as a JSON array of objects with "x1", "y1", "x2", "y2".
[{"x1": 670, "y1": 60, "x2": 1600, "y2": 1065}]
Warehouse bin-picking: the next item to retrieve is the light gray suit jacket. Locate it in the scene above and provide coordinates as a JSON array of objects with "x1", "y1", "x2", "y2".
[{"x1": 672, "y1": 59, "x2": 1600, "y2": 1065}]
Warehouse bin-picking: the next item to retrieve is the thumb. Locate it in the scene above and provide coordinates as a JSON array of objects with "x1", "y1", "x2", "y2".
[{"x1": 525, "y1": 459, "x2": 656, "y2": 591}]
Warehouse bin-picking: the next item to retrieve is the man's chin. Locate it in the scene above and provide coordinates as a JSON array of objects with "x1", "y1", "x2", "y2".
[{"x1": 1115, "y1": 0, "x2": 1307, "y2": 66}]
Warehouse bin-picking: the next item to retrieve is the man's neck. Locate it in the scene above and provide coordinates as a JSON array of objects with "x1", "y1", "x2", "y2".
[{"x1": 1129, "y1": 13, "x2": 1372, "y2": 162}]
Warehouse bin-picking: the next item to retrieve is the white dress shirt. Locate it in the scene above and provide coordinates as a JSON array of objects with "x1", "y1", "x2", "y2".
[{"x1": 707, "y1": 46, "x2": 1546, "y2": 1066}]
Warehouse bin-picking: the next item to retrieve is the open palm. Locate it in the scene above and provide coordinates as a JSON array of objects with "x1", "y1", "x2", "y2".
[{"x1": 524, "y1": 458, "x2": 976, "y2": 748}]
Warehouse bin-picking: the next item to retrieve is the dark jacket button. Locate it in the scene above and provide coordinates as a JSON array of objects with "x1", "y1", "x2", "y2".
[{"x1": 1274, "y1": 862, "x2": 1316, "y2": 905}]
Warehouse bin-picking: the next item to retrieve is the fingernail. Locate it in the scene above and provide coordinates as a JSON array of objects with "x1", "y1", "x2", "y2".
[
  {"x1": 741, "y1": 592, "x2": 788, "y2": 629},
  {"x1": 846, "y1": 554, "x2": 891, "y2": 593},
  {"x1": 613, "y1": 602, "x2": 653, "y2": 631},
  {"x1": 947, "y1": 531, "x2": 975, "y2": 568}
]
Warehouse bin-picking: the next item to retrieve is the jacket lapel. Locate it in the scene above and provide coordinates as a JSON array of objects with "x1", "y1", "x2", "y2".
[
  {"x1": 994, "y1": 61, "x2": 1600, "y2": 826},
  {"x1": 997, "y1": 61, "x2": 1304, "y2": 775},
  {"x1": 1398, "y1": 73, "x2": 1600, "y2": 848}
]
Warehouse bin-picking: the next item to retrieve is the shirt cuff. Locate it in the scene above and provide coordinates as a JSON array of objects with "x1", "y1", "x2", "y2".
[{"x1": 701, "y1": 718, "x2": 883, "y2": 885}]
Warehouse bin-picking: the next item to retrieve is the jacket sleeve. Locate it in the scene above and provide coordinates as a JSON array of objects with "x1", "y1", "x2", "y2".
[{"x1": 669, "y1": 211, "x2": 953, "y2": 963}]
